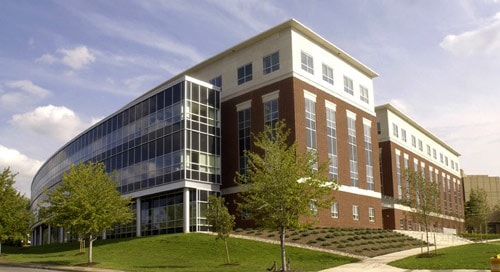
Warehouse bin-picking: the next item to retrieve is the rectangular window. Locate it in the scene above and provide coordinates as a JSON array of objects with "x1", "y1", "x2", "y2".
[
  {"x1": 427, "y1": 145, "x2": 431, "y2": 156},
  {"x1": 237, "y1": 63, "x2": 252, "y2": 85},
  {"x1": 399, "y1": 219, "x2": 404, "y2": 229},
  {"x1": 326, "y1": 106, "x2": 338, "y2": 180},
  {"x1": 305, "y1": 98, "x2": 317, "y2": 150},
  {"x1": 238, "y1": 109, "x2": 251, "y2": 174},
  {"x1": 396, "y1": 153, "x2": 402, "y2": 199},
  {"x1": 364, "y1": 123, "x2": 374, "y2": 190},
  {"x1": 264, "y1": 99, "x2": 279, "y2": 129},
  {"x1": 392, "y1": 123, "x2": 399, "y2": 137},
  {"x1": 411, "y1": 135, "x2": 416, "y2": 147},
  {"x1": 418, "y1": 139, "x2": 423, "y2": 151},
  {"x1": 322, "y1": 64, "x2": 334, "y2": 84},
  {"x1": 347, "y1": 115, "x2": 358, "y2": 187},
  {"x1": 368, "y1": 207, "x2": 375, "y2": 222},
  {"x1": 401, "y1": 129, "x2": 407, "y2": 142},
  {"x1": 433, "y1": 148, "x2": 437, "y2": 159},
  {"x1": 310, "y1": 200, "x2": 318, "y2": 215},
  {"x1": 301, "y1": 51, "x2": 314, "y2": 74},
  {"x1": 343, "y1": 76, "x2": 353, "y2": 95},
  {"x1": 352, "y1": 205, "x2": 359, "y2": 220},
  {"x1": 263, "y1": 51, "x2": 280, "y2": 74},
  {"x1": 331, "y1": 202, "x2": 339, "y2": 218},
  {"x1": 209, "y1": 75, "x2": 222, "y2": 88},
  {"x1": 360, "y1": 85, "x2": 369, "y2": 103}
]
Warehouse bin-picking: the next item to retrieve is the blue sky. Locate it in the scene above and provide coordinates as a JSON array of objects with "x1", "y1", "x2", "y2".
[{"x1": 1, "y1": 0, "x2": 500, "y2": 196}]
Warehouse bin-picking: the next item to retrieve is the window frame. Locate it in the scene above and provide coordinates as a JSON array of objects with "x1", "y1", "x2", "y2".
[
  {"x1": 263, "y1": 51, "x2": 280, "y2": 75},
  {"x1": 237, "y1": 63, "x2": 253, "y2": 85},
  {"x1": 301, "y1": 51, "x2": 314, "y2": 74}
]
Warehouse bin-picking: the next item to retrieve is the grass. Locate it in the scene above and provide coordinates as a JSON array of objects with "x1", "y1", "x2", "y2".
[
  {"x1": 389, "y1": 241, "x2": 500, "y2": 270},
  {"x1": 0, "y1": 233, "x2": 358, "y2": 272}
]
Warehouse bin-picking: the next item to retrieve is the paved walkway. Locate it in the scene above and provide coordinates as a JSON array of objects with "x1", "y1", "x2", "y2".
[{"x1": 320, "y1": 233, "x2": 489, "y2": 272}]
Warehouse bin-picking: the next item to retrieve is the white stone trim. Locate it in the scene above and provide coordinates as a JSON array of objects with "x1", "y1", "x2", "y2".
[
  {"x1": 325, "y1": 100, "x2": 336, "y2": 111},
  {"x1": 236, "y1": 100, "x2": 252, "y2": 111},
  {"x1": 303, "y1": 90, "x2": 317, "y2": 102},
  {"x1": 261, "y1": 90, "x2": 280, "y2": 103}
]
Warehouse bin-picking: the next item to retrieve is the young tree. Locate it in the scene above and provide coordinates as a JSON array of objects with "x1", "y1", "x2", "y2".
[
  {"x1": 0, "y1": 167, "x2": 32, "y2": 255},
  {"x1": 236, "y1": 120, "x2": 337, "y2": 271},
  {"x1": 42, "y1": 162, "x2": 134, "y2": 265},
  {"x1": 206, "y1": 195, "x2": 235, "y2": 264},
  {"x1": 399, "y1": 169, "x2": 441, "y2": 255},
  {"x1": 465, "y1": 188, "x2": 490, "y2": 237}
]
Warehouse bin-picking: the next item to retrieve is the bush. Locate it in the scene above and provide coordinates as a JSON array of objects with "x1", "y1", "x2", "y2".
[{"x1": 321, "y1": 242, "x2": 331, "y2": 247}]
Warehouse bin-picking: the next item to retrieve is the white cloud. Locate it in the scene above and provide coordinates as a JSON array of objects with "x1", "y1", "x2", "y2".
[
  {"x1": 440, "y1": 12, "x2": 500, "y2": 56},
  {"x1": 0, "y1": 145, "x2": 43, "y2": 197},
  {"x1": 6, "y1": 80, "x2": 51, "y2": 98},
  {"x1": 0, "y1": 80, "x2": 51, "y2": 110},
  {"x1": 85, "y1": 14, "x2": 205, "y2": 63},
  {"x1": 10, "y1": 105, "x2": 88, "y2": 142},
  {"x1": 37, "y1": 45, "x2": 96, "y2": 70}
]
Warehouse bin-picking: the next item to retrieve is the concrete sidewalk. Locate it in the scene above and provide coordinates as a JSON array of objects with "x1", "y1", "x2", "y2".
[{"x1": 319, "y1": 244, "x2": 488, "y2": 272}]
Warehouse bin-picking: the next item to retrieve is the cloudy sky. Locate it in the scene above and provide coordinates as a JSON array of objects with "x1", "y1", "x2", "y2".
[{"x1": 1, "y1": 0, "x2": 500, "y2": 196}]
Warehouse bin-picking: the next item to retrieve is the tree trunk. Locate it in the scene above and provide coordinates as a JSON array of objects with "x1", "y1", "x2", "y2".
[
  {"x1": 223, "y1": 237, "x2": 230, "y2": 264},
  {"x1": 279, "y1": 226, "x2": 286, "y2": 271},
  {"x1": 88, "y1": 234, "x2": 97, "y2": 265}
]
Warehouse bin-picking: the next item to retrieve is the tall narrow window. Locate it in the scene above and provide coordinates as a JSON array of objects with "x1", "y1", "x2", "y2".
[
  {"x1": 396, "y1": 152, "x2": 402, "y2": 199},
  {"x1": 368, "y1": 207, "x2": 375, "y2": 222},
  {"x1": 404, "y1": 155, "x2": 409, "y2": 198},
  {"x1": 238, "y1": 108, "x2": 251, "y2": 174},
  {"x1": 237, "y1": 63, "x2": 252, "y2": 85},
  {"x1": 392, "y1": 123, "x2": 399, "y2": 137},
  {"x1": 344, "y1": 76, "x2": 353, "y2": 95},
  {"x1": 364, "y1": 121, "x2": 374, "y2": 190},
  {"x1": 322, "y1": 64, "x2": 334, "y2": 84},
  {"x1": 331, "y1": 202, "x2": 339, "y2": 218},
  {"x1": 347, "y1": 113, "x2": 358, "y2": 187},
  {"x1": 305, "y1": 97, "x2": 317, "y2": 151},
  {"x1": 352, "y1": 205, "x2": 359, "y2": 220},
  {"x1": 263, "y1": 51, "x2": 280, "y2": 74},
  {"x1": 264, "y1": 99, "x2": 279, "y2": 129},
  {"x1": 360, "y1": 85, "x2": 369, "y2": 103},
  {"x1": 301, "y1": 51, "x2": 314, "y2": 74},
  {"x1": 326, "y1": 102, "x2": 338, "y2": 180}
]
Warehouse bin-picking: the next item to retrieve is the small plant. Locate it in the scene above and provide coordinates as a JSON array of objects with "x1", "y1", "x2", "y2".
[
  {"x1": 307, "y1": 240, "x2": 317, "y2": 244},
  {"x1": 321, "y1": 242, "x2": 331, "y2": 247},
  {"x1": 316, "y1": 237, "x2": 326, "y2": 241}
]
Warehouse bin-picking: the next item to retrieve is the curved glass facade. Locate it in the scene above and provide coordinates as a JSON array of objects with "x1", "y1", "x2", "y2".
[{"x1": 31, "y1": 76, "x2": 221, "y2": 243}]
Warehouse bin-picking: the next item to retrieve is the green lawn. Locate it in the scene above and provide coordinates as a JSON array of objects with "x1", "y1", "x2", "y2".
[
  {"x1": 1, "y1": 233, "x2": 358, "y2": 272},
  {"x1": 389, "y1": 241, "x2": 500, "y2": 270}
]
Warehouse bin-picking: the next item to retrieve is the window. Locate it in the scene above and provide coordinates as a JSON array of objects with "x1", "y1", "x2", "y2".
[
  {"x1": 263, "y1": 51, "x2": 279, "y2": 74},
  {"x1": 368, "y1": 207, "x2": 375, "y2": 222},
  {"x1": 301, "y1": 51, "x2": 314, "y2": 74},
  {"x1": 392, "y1": 123, "x2": 399, "y2": 137},
  {"x1": 396, "y1": 152, "x2": 402, "y2": 199},
  {"x1": 238, "y1": 109, "x2": 251, "y2": 174},
  {"x1": 418, "y1": 139, "x2": 423, "y2": 151},
  {"x1": 322, "y1": 64, "x2": 334, "y2": 84},
  {"x1": 305, "y1": 97, "x2": 317, "y2": 150},
  {"x1": 433, "y1": 148, "x2": 437, "y2": 159},
  {"x1": 347, "y1": 113, "x2": 358, "y2": 187},
  {"x1": 237, "y1": 63, "x2": 252, "y2": 85},
  {"x1": 264, "y1": 99, "x2": 279, "y2": 129},
  {"x1": 360, "y1": 85, "x2": 369, "y2": 103},
  {"x1": 343, "y1": 76, "x2": 353, "y2": 95},
  {"x1": 411, "y1": 135, "x2": 416, "y2": 147},
  {"x1": 427, "y1": 145, "x2": 431, "y2": 156},
  {"x1": 352, "y1": 205, "x2": 359, "y2": 220},
  {"x1": 399, "y1": 219, "x2": 404, "y2": 229},
  {"x1": 331, "y1": 202, "x2": 339, "y2": 218},
  {"x1": 209, "y1": 76, "x2": 222, "y2": 88},
  {"x1": 364, "y1": 122, "x2": 374, "y2": 190},
  {"x1": 401, "y1": 129, "x2": 407, "y2": 142},
  {"x1": 310, "y1": 200, "x2": 318, "y2": 215},
  {"x1": 326, "y1": 104, "x2": 338, "y2": 180},
  {"x1": 377, "y1": 122, "x2": 381, "y2": 135}
]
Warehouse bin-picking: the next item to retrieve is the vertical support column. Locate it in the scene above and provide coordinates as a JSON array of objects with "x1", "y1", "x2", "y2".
[
  {"x1": 183, "y1": 188, "x2": 190, "y2": 233},
  {"x1": 58, "y1": 227, "x2": 64, "y2": 243},
  {"x1": 38, "y1": 225, "x2": 42, "y2": 245},
  {"x1": 47, "y1": 225, "x2": 51, "y2": 244},
  {"x1": 136, "y1": 197, "x2": 141, "y2": 237}
]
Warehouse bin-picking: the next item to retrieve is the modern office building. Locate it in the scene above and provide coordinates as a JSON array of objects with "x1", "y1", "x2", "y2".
[
  {"x1": 462, "y1": 173, "x2": 500, "y2": 233},
  {"x1": 31, "y1": 19, "x2": 384, "y2": 245},
  {"x1": 376, "y1": 104, "x2": 464, "y2": 233}
]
